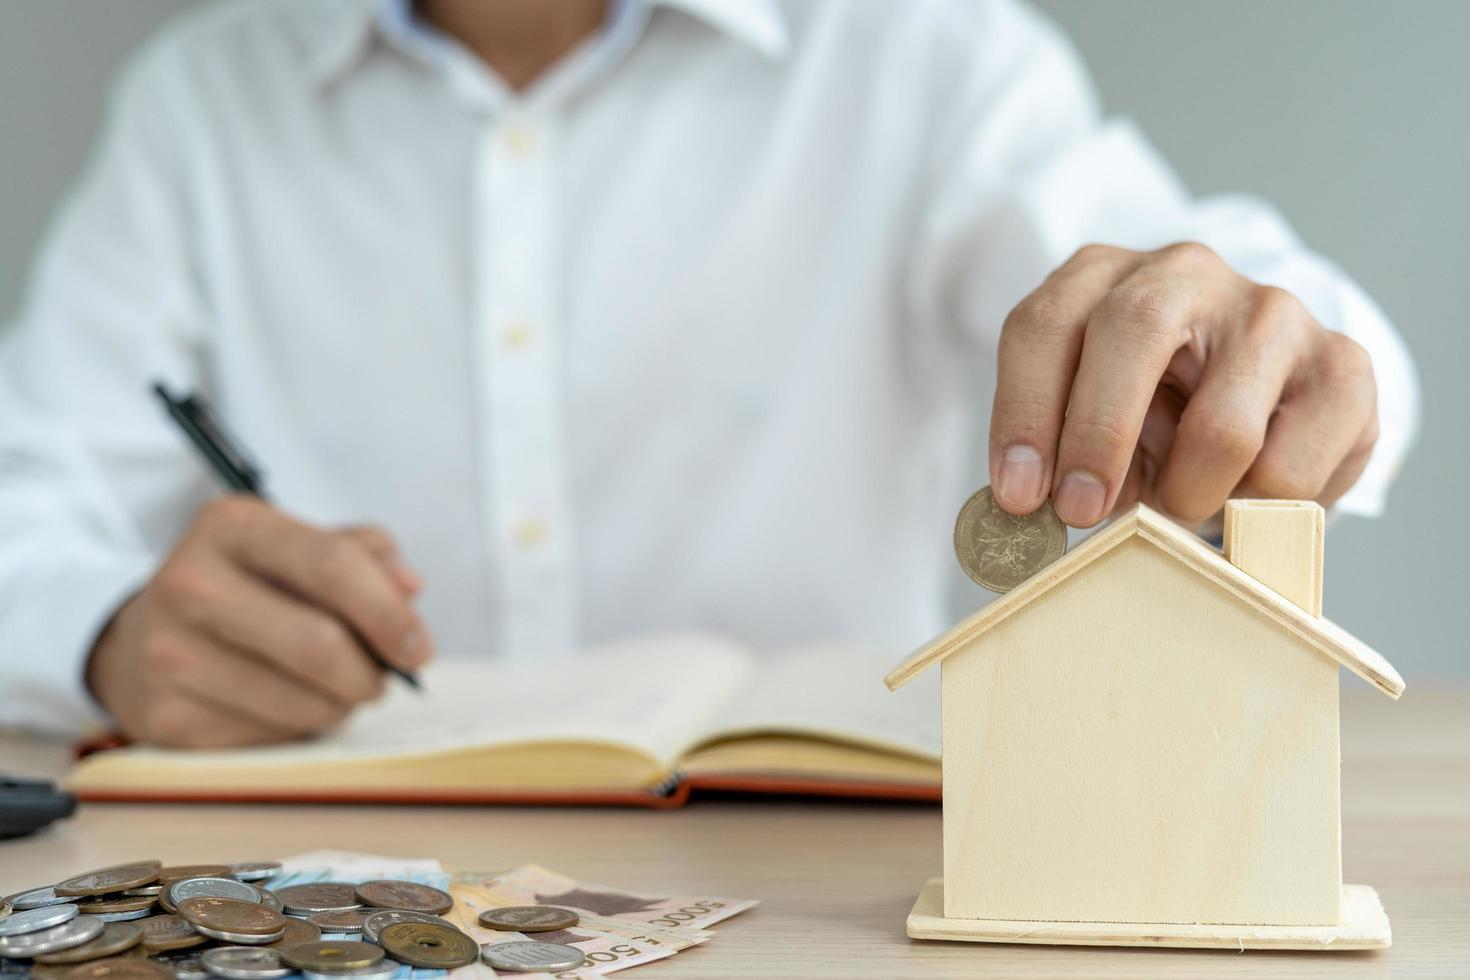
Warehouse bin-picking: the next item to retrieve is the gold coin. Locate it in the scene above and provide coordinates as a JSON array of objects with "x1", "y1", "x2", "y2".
[
  {"x1": 34, "y1": 922, "x2": 144, "y2": 965},
  {"x1": 377, "y1": 922, "x2": 479, "y2": 969},
  {"x1": 138, "y1": 915, "x2": 206, "y2": 953},
  {"x1": 175, "y1": 898, "x2": 284, "y2": 937},
  {"x1": 478, "y1": 906, "x2": 579, "y2": 932},
  {"x1": 353, "y1": 881, "x2": 454, "y2": 915},
  {"x1": 279, "y1": 941, "x2": 384, "y2": 972},
  {"x1": 953, "y1": 486, "x2": 1067, "y2": 593},
  {"x1": 263, "y1": 918, "x2": 321, "y2": 950},
  {"x1": 55, "y1": 867, "x2": 160, "y2": 898},
  {"x1": 59, "y1": 958, "x2": 173, "y2": 980}
]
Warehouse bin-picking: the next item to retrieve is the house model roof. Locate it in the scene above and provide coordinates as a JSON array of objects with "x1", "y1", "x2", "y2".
[{"x1": 885, "y1": 504, "x2": 1404, "y2": 699}]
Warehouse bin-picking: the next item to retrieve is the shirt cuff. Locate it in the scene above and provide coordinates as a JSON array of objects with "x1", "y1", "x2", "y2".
[{"x1": 0, "y1": 549, "x2": 155, "y2": 737}]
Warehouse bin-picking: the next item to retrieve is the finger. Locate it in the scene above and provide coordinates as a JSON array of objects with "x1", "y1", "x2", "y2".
[
  {"x1": 137, "y1": 690, "x2": 299, "y2": 749},
  {"x1": 340, "y1": 526, "x2": 422, "y2": 595},
  {"x1": 1237, "y1": 350, "x2": 1376, "y2": 502},
  {"x1": 1152, "y1": 289, "x2": 1306, "y2": 523},
  {"x1": 159, "y1": 627, "x2": 358, "y2": 736},
  {"x1": 1053, "y1": 248, "x2": 1241, "y2": 526},
  {"x1": 1113, "y1": 446, "x2": 1149, "y2": 515},
  {"x1": 206, "y1": 501, "x2": 432, "y2": 671},
  {"x1": 178, "y1": 559, "x2": 388, "y2": 705},
  {"x1": 1316, "y1": 437, "x2": 1374, "y2": 510},
  {"x1": 989, "y1": 245, "x2": 1143, "y2": 514}
]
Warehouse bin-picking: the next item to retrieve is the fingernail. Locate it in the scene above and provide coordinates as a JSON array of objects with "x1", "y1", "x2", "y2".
[
  {"x1": 994, "y1": 445, "x2": 1044, "y2": 511},
  {"x1": 397, "y1": 626, "x2": 431, "y2": 667},
  {"x1": 1055, "y1": 470, "x2": 1108, "y2": 527}
]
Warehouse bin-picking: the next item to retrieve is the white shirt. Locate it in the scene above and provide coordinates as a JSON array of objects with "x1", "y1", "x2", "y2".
[{"x1": 0, "y1": 0, "x2": 1419, "y2": 733}]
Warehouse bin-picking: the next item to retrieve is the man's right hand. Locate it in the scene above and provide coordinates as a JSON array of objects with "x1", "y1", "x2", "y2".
[{"x1": 86, "y1": 497, "x2": 434, "y2": 748}]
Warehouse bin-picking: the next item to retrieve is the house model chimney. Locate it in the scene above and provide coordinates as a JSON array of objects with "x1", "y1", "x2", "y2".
[{"x1": 1223, "y1": 499, "x2": 1325, "y2": 616}]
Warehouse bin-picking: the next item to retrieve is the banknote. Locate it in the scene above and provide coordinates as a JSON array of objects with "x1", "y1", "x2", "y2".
[
  {"x1": 450, "y1": 879, "x2": 710, "y2": 954},
  {"x1": 279, "y1": 851, "x2": 445, "y2": 877},
  {"x1": 447, "y1": 883, "x2": 674, "y2": 974},
  {"x1": 452, "y1": 866, "x2": 757, "y2": 931},
  {"x1": 574, "y1": 914, "x2": 713, "y2": 953}
]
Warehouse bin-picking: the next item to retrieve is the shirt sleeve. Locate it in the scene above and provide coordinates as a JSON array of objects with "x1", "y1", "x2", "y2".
[
  {"x1": 0, "y1": 38, "x2": 213, "y2": 734},
  {"x1": 906, "y1": 0, "x2": 1419, "y2": 518}
]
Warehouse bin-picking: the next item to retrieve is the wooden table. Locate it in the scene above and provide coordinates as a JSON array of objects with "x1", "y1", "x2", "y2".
[{"x1": 3, "y1": 686, "x2": 1466, "y2": 978}]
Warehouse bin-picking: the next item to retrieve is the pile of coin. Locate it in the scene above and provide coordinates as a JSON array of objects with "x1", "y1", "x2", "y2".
[{"x1": 1, "y1": 862, "x2": 591, "y2": 978}]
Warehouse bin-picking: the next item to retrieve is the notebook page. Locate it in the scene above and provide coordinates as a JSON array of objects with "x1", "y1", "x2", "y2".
[
  {"x1": 109, "y1": 632, "x2": 754, "y2": 770},
  {"x1": 699, "y1": 642, "x2": 940, "y2": 759}
]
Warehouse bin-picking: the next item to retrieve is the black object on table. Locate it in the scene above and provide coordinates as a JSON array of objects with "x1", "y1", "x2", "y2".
[{"x1": 0, "y1": 776, "x2": 76, "y2": 840}]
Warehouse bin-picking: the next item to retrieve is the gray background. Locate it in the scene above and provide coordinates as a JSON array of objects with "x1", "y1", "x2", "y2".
[{"x1": 1, "y1": 1, "x2": 1464, "y2": 676}]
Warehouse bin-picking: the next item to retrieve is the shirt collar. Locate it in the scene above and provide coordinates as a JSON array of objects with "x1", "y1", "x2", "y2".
[
  {"x1": 654, "y1": 0, "x2": 789, "y2": 60},
  {"x1": 307, "y1": 0, "x2": 789, "y2": 89}
]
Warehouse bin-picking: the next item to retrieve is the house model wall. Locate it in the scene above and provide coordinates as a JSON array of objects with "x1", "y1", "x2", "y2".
[{"x1": 886, "y1": 500, "x2": 1403, "y2": 945}]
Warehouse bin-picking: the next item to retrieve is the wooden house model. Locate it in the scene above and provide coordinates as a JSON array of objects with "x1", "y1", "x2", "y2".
[{"x1": 885, "y1": 499, "x2": 1403, "y2": 950}]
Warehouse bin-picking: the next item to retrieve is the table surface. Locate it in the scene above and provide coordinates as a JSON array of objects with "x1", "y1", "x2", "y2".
[{"x1": 3, "y1": 685, "x2": 1467, "y2": 979}]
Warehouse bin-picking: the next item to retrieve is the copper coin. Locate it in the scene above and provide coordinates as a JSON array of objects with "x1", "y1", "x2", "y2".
[
  {"x1": 279, "y1": 941, "x2": 384, "y2": 973},
  {"x1": 138, "y1": 915, "x2": 206, "y2": 953},
  {"x1": 34, "y1": 922, "x2": 144, "y2": 965},
  {"x1": 190, "y1": 926, "x2": 285, "y2": 946},
  {"x1": 176, "y1": 898, "x2": 284, "y2": 938},
  {"x1": 55, "y1": 868, "x2": 161, "y2": 899},
  {"x1": 305, "y1": 910, "x2": 374, "y2": 935},
  {"x1": 74, "y1": 896, "x2": 156, "y2": 916},
  {"x1": 62, "y1": 958, "x2": 173, "y2": 980},
  {"x1": 271, "y1": 884, "x2": 360, "y2": 916},
  {"x1": 353, "y1": 881, "x2": 453, "y2": 915},
  {"x1": 377, "y1": 922, "x2": 478, "y2": 969},
  {"x1": 262, "y1": 918, "x2": 320, "y2": 950},
  {"x1": 477, "y1": 906, "x2": 579, "y2": 932},
  {"x1": 162, "y1": 878, "x2": 261, "y2": 914},
  {"x1": 155, "y1": 867, "x2": 232, "y2": 887}
]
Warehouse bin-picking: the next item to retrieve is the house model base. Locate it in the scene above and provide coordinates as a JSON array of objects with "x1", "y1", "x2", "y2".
[{"x1": 905, "y1": 878, "x2": 1391, "y2": 951}]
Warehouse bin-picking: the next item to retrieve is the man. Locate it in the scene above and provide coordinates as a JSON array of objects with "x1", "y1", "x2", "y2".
[{"x1": 0, "y1": 0, "x2": 1417, "y2": 744}]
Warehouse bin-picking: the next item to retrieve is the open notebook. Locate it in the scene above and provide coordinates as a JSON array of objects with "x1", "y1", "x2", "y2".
[{"x1": 66, "y1": 632, "x2": 941, "y2": 806}]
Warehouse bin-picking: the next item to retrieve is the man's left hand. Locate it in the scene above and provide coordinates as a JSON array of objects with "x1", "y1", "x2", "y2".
[{"x1": 987, "y1": 242, "x2": 1379, "y2": 527}]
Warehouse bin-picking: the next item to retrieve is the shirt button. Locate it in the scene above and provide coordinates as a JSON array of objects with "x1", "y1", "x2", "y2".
[
  {"x1": 503, "y1": 123, "x2": 538, "y2": 158},
  {"x1": 514, "y1": 518, "x2": 548, "y2": 548},
  {"x1": 502, "y1": 321, "x2": 536, "y2": 351}
]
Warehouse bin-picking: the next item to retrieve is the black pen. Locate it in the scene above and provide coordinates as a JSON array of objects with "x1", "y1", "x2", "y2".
[{"x1": 152, "y1": 382, "x2": 422, "y2": 691}]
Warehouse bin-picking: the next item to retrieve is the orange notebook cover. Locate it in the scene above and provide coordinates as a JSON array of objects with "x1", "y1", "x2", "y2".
[{"x1": 65, "y1": 633, "x2": 942, "y2": 807}]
